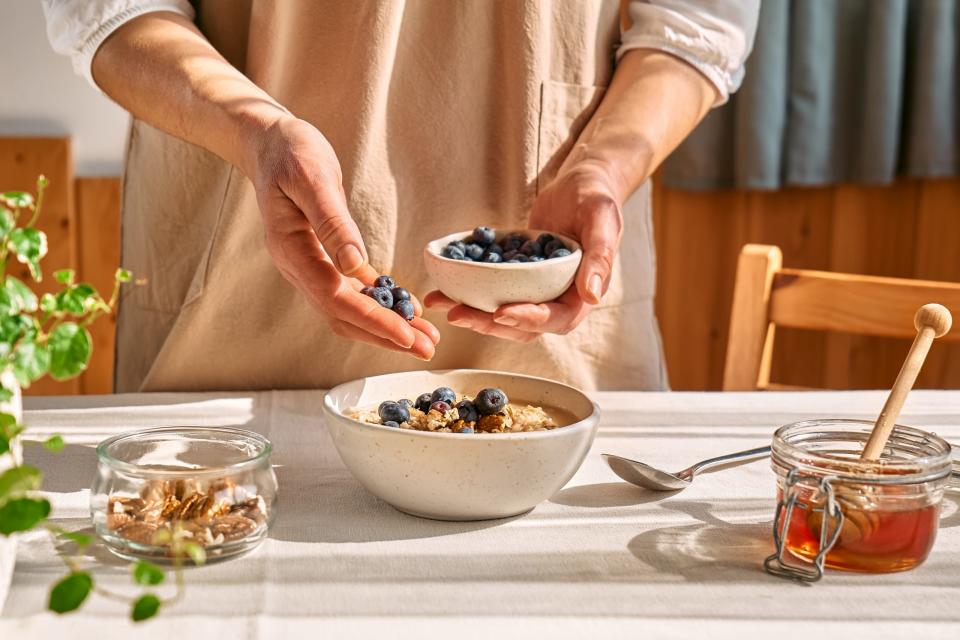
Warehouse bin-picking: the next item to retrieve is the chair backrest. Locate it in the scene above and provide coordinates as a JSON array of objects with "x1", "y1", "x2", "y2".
[{"x1": 723, "y1": 244, "x2": 960, "y2": 391}]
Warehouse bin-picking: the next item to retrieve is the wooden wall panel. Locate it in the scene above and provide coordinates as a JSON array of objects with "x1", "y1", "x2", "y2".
[
  {"x1": 656, "y1": 177, "x2": 960, "y2": 390},
  {"x1": 0, "y1": 137, "x2": 80, "y2": 396},
  {"x1": 76, "y1": 177, "x2": 121, "y2": 394}
]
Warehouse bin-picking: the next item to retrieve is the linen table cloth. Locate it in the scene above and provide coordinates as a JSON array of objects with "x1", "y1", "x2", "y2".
[{"x1": 1, "y1": 390, "x2": 958, "y2": 639}]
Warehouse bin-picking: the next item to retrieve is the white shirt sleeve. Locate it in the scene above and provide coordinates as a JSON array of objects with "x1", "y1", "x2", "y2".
[
  {"x1": 619, "y1": 0, "x2": 760, "y2": 105},
  {"x1": 41, "y1": 0, "x2": 195, "y2": 89}
]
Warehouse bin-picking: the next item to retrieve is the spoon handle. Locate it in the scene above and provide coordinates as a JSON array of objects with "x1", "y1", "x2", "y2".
[{"x1": 682, "y1": 446, "x2": 771, "y2": 479}]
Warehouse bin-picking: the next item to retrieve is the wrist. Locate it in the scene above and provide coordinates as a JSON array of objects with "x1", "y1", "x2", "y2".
[{"x1": 231, "y1": 102, "x2": 292, "y2": 178}]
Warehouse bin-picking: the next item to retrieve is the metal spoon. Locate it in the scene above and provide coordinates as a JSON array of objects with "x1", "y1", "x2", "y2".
[{"x1": 602, "y1": 446, "x2": 772, "y2": 491}]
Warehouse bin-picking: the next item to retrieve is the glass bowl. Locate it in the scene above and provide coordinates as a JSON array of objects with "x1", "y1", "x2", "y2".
[{"x1": 91, "y1": 427, "x2": 277, "y2": 562}]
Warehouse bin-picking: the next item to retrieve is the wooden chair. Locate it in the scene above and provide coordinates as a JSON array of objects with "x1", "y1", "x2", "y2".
[{"x1": 723, "y1": 244, "x2": 960, "y2": 390}]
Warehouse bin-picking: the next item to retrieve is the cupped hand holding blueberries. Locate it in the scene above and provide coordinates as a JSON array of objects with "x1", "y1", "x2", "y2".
[
  {"x1": 425, "y1": 164, "x2": 623, "y2": 342},
  {"x1": 248, "y1": 116, "x2": 439, "y2": 360}
]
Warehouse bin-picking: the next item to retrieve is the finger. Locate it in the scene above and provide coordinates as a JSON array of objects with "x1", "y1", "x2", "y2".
[
  {"x1": 328, "y1": 318, "x2": 436, "y2": 361},
  {"x1": 575, "y1": 196, "x2": 623, "y2": 305},
  {"x1": 284, "y1": 167, "x2": 368, "y2": 276},
  {"x1": 410, "y1": 316, "x2": 441, "y2": 345},
  {"x1": 445, "y1": 305, "x2": 539, "y2": 343},
  {"x1": 423, "y1": 290, "x2": 458, "y2": 312},
  {"x1": 267, "y1": 217, "x2": 419, "y2": 348},
  {"x1": 491, "y1": 286, "x2": 589, "y2": 334}
]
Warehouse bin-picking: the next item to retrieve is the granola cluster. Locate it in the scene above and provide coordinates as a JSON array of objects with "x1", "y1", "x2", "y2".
[{"x1": 105, "y1": 477, "x2": 267, "y2": 554}]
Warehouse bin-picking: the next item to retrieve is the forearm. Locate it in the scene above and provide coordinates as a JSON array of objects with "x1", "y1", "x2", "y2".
[
  {"x1": 560, "y1": 49, "x2": 717, "y2": 202},
  {"x1": 91, "y1": 11, "x2": 286, "y2": 176}
]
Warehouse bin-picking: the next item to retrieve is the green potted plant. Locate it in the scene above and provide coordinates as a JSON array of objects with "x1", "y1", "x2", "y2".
[{"x1": 0, "y1": 177, "x2": 196, "y2": 621}]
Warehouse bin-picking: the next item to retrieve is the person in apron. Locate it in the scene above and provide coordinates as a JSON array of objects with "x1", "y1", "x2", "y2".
[{"x1": 43, "y1": 1, "x2": 759, "y2": 392}]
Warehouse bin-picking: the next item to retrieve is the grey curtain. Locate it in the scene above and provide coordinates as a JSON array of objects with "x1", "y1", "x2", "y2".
[{"x1": 663, "y1": 0, "x2": 960, "y2": 190}]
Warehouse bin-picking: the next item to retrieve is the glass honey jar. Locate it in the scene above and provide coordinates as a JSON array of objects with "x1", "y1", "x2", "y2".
[{"x1": 765, "y1": 419, "x2": 952, "y2": 582}]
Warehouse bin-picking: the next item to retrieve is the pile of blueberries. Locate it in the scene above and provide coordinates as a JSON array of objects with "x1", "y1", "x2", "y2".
[
  {"x1": 377, "y1": 386, "x2": 509, "y2": 434},
  {"x1": 361, "y1": 275, "x2": 415, "y2": 321},
  {"x1": 440, "y1": 226, "x2": 572, "y2": 263}
]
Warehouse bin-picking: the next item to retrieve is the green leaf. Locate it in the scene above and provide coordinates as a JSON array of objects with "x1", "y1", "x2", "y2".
[
  {"x1": 48, "y1": 323, "x2": 91, "y2": 380},
  {"x1": 54, "y1": 283, "x2": 97, "y2": 315},
  {"x1": 0, "y1": 497, "x2": 50, "y2": 534},
  {"x1": 12, "y1": 339, "x2": 50, "y2": 386},
  {"x1": 8, "y1": 228, "x2": 48, "y2": 281},
  {"x1": 2, "y1": 192, "x2": 33, "y2": 208},
  {"x1": 39, "y1": 293, "x2": 57, "y2": 313},
  {"x1": 0, "y1": 465, "x2": 42, "y2": 501},
  {"x1": 43, "y1": 434, "x2": 65, "y2": 452},
  {"x1": 131, "y1": 594, "x2": 161, "y2": 622},
  {"x1": 0, "y1": 276, "x2": 38, "y2": 316},
  {"x1": 48, "y1": 571, "x2": 92, "y2": 614},
  {"x1": 54, "y1": 269, "x2": 75, "y2": 285},
  {"x1": 0, "y1": 388, "x2": 12, "y2": 403},
  {"x1": 0, "y1": 208, "x2": 14, "y2": 239},
  {"x1": 132, "y1": 560, "x2": 165, "y2": 586},
  {"x1": 57, "y1": 530, "x2": 92, "y2": 548},
  {"x1": 115, "y1": 268, "x2": 132, "y2": 283},
  {"x1": 182, "y1": 541, "x2": 207, "y2": 566},
  {"x1": 0, "y1": 315, "x2": 33, "y2": 354}
]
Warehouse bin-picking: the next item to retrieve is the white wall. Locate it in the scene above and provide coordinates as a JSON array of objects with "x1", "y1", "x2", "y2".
[{"x1": 0, "y1": 1, "x2": 129, "y2": 175}]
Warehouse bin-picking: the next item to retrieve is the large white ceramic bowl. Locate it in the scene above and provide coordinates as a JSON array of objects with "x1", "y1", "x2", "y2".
[
  {"x1": 424, "y1": 229, "x2": 582, "y2": 312},
  {"x1": 323, "y1": 369, "x2": 600, "y2": 521}
]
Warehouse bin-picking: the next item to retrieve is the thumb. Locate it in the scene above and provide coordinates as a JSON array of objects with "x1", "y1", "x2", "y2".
[
  {"x1": 574, "y1": 197, "x2": 622, "y2": 305},
  {"x1": 290, "y1": 174, "x2": 368, "y2": 276}
]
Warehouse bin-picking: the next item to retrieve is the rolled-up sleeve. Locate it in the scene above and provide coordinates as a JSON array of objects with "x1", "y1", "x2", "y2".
[
  {"x1": 619, "y1": 0, "x2": 760, "y2": 104},
  {"x1": 41, "y1": 0, "x2": 194, "y2": 89}
]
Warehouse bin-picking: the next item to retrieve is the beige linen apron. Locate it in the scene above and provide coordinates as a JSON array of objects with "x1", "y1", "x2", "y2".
[{"x1": 116, "y1": 0, "x2": 668, "y2": 392}]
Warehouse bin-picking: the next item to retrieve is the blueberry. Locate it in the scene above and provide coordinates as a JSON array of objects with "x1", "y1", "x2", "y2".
[
  {"x1": 549, "y1": 248, "x2": 572, "y2": 259},
  {"x1": 464, "y1": 243, "x2": 484, "y2": 260},
  {"x1": 502, "y1": 250, "x2": 519, "y2": 261},
  {"x1": 536, "y1": 233, "x2": 555, "y2": 248},
  {"x1": 383, "y1": 420, "x2": 400, "y2": 428},
  {"x1": 414, "y1": 393, "x2": 432, "y2": 412},
  {"x1": 392, "y1": 287, "x2": 411, "y2": 302},
  {"x1": 430, "y1": 400, "x2": 452, "y2": 414},
  {"x1": 520, "y1": 240, "x2": 542, "y2": 257},
  {"x1": 508, "y1": 254, "x2": 529, "y2": 263},
  {"x1": 375, "y1": 275, "x2": 396, "y2": 289},
  {"x1": 369, "y1": 286, "x2": 394, "y2": 308},
  {"x1": 484, "y1": 243, "x2": 503, "y2": 257},
  {"x1": 483, "y1": 252, "x2": 503, "y2": 263},
  {"x1": 503, "y1": 233, "x2": 526, "y2": 252},
  {"x1": 529, "y1": 255, "x2": 545, "y2": 262},
  {"x1": 360, "y1": 286, "x2": 373, "y2": 296},
  {"x1": 442, "y1": 245, "x2": 466, "y2": 260},
  {"x1": 475, "y1": 388, "x2": 508, "y2": 415},
  {"x1": 378, "y1": 400, "x2": 410, "y2": 424},
  {"x1": 394, "y1": 298, "x2": 415, "y2": 321},
  {"x1": 471, "y1": 226, "x2": 496, "y2": 247},
  {"x1": 543, "y1": 239, "x2": 566, "y2": 255},
  {"x1": 457, "y1": 426, "x2": 475, "y2": 434},
  {"x1": 450, "y1": 240, "x2": 467, "y2": 254},
  {"x1": 431, "y1": 387, "x2": 457, "y2": 405},
  {"x1": 455, "y1": 400, "x2": 479, "y2": 423},
  {"x1": 399, "y1": 399, "x2": 413, "y2": 409}
]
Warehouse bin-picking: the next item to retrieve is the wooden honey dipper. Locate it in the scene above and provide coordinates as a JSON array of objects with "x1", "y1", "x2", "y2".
[
  {"x1": 805, "y1": 304, "x2": 954, "y2": 551},
  {"x1": 862, "y1": 303, "x2": 953, "y2": 460}
]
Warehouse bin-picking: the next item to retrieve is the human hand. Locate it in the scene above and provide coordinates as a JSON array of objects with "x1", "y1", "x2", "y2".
[
  {"x1": 424, "y1": 163, "x2": 623, "y2": 341},
  {"x1": 246, "y1": 116, "x2": 439, "y2": 358}
]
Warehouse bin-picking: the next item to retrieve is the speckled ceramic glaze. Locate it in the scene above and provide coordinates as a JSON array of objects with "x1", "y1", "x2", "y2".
[
  {"x1": 323, "y1": 369, "x2": 600, "y2": 521},
  {"x1": 423, "y1": 230, "x2": 582, "y2": 312}
]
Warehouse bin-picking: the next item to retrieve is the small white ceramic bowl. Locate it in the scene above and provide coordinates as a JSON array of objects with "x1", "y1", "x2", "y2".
[
  {"x1": 423, "y1": 229, "x2": 582, "y2": 312},
  {"x1": 323, "y1": 369, "x2": 600, "y2": 521}
]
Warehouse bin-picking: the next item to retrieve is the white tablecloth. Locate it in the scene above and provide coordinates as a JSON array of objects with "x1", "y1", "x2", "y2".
[{"x1": 1, "y1": 390, "x2": 959, "y2": 639}]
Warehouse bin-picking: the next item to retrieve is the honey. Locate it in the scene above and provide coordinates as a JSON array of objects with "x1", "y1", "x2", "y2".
[
  {"x1": 777, "y1": 488, "x2": 940, "y2": 572},
  {"x1": 765, "y1": 419, "x2": 952, "y2": 581}
]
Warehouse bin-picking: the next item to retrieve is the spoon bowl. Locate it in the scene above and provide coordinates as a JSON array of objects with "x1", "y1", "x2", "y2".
[{"x1": 602, "y1": 446, "x2": 772, "y2": 492}]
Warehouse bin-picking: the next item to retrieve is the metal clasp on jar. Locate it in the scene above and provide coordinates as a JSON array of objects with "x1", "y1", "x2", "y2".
[{"x1": 764, "y1": 469, "x2": 844, "y2": 583}]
